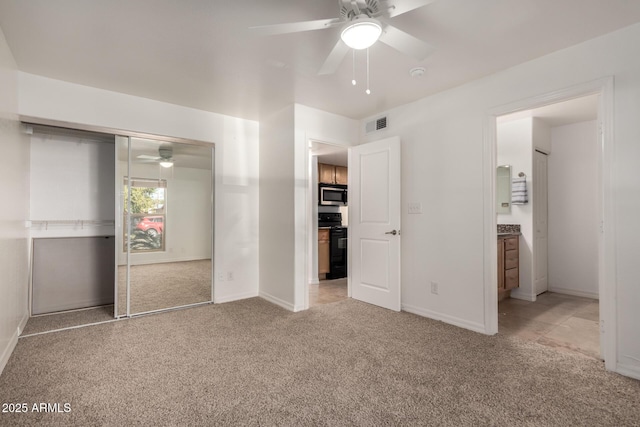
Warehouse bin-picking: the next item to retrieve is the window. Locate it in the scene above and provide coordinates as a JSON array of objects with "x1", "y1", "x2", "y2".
[{"x1": 123, "y1": 178, "x2": 167, "y2": 253}]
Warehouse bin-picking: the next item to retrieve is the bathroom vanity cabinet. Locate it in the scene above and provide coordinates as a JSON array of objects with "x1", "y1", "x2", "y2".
[{"x1": 498, "y1": 234, "x2": 519, "y2": 299}]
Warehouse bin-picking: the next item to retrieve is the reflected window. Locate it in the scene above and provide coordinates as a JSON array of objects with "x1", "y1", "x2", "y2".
[{"x1": 124, "y1": 178, "x2": 167, "y2": 252}]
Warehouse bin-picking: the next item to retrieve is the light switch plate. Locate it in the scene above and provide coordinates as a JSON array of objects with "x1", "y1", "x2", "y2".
[{"x1": 408, "y1": 202, "x2": 422, "y2": 214}]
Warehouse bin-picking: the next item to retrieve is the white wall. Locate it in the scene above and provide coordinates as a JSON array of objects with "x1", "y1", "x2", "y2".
[
  {"x1": 259, "y1": 105, "x2": 295, "y2": 309},
  {"x1": 533, "y1": 118, "x2": 552, "y2": 154},
  {"x1": 496, "y1": 118, "x2": 534, "y2": 300},
  {"x1": 18, "y1": 73, "x2": 259, "y2": 305},
  {"x1": 548, "y1": 120, "x2": 599, "y2": 298},
  {"x1": 29, "y1": 132, "x2": 115, "y2": 238},
  {"x1": 360, "y1": 23, "x2": 640, "y2": 377},
  {"x1": 259, "y1": 103, "x2": 358, "y2": 311},
  {"x1": 0, "y1": 27, "x2": 29, "y2": 375}
]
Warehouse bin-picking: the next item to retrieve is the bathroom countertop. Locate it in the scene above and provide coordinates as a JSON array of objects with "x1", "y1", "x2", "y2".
[{"x1": 497, "y1": 233, "x2": 521, "y2": 238}]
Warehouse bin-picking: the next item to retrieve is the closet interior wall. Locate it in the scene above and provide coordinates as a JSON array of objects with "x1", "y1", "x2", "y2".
[{"x1": 29, "y1": 126, "x2": 116, "y2": 315}]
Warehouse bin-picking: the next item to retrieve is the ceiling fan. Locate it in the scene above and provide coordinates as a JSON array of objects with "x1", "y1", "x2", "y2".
[
  {"x1": 251, "y1": 0, "x2": 436, "y2": 75},
  {"x1": 137, "y1": 147, "x2": 174, "y2": 168}
]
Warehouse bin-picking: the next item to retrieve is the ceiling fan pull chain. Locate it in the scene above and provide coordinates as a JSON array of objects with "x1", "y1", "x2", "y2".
[
  {"x1": 366, "y1": 48, "x2": 371, "y2": 95},
  {"x1": 352, "y1": 49, "x2": 357, "y2": 86}
]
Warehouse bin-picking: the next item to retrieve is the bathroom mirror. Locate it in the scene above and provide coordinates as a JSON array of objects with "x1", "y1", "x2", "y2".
[{"x1": 496, "y1": 165, "x2": 511, "y2": 214}]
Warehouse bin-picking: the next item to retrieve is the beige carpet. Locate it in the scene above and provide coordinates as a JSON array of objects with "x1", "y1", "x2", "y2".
[
  {"x1": 117, "y1": 259, "x2": 212, "y2": 315},
  {"x1": 1, "y1": 298, "x2": 639, "y2": 426}
]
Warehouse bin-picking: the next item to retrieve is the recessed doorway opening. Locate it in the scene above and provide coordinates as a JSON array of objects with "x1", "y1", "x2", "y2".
[
  {"x1": 308, "y1": 140, "x2": 349, "y2": 309},
  {"x1": 486, "y1": 78, "x2": 615, "y2": 370}
]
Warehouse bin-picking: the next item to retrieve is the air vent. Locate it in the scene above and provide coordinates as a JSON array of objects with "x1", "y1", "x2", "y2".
[{"x1": 365, "y1": 116, "x2": 388, "y2": 134}]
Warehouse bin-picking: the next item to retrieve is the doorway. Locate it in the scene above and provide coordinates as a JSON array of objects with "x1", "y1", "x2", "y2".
[
  {"x1": 308, "y1": 141, "x2": 349, "y2": 308},
  {"x1": 305, "y1": 137, "x2": 403, "y2": 312},
  {"x1": 486, "y1": 78, "x2": 615, "y2": 368}
]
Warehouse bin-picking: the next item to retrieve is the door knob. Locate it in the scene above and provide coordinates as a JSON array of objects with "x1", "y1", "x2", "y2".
[{"x1": 385, "y1": 230, "x2": 398, "y2": 235}]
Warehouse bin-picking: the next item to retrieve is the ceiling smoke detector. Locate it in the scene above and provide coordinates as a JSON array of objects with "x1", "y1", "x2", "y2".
[{"x1": 410, "y1": 67, "x2": 426, "y2": 78}]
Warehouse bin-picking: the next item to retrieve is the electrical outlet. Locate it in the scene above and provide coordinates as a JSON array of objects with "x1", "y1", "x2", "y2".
[
  {"x1": 227, "y1": 271, "x2": 234, "y2": 281},
  {"x1": 430, "y1": 281, "x2": 439, "y2": 295},
  {"x1": 217, "y1": 272, "x2": 225, "y2": 282},
  {"x1": 408, "y1": 202, "x2": 423, "y2": 214}
]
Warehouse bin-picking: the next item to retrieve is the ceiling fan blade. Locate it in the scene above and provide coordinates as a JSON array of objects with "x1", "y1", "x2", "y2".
[
  {"x1": 385, "y1": 0, "x2": 437, "y2": 18},
  {"x1": 318, "y1": 39, "x2": 351, "y2": 75},
  {"x1": 250, "y1": 18, "x2": 343, "y2": 36},
  {"x1": 379, "y1": 24, "x2": 435, "y2": 61}
]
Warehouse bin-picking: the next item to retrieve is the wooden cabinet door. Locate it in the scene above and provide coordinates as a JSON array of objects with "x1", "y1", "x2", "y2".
[
  {"x1": 505, "y1": 268, "x2": 519, "y2": 290},
  {"x1": 497, "y1": 238, "x2": 505, "y2": 290},
  {"x1": 318, "y1": 163, "x2": 335, "y2": 184},
  {"x1": 335, "y1": 166, "x2": 348, "y2": 185},
  {"x1": 318, "y1": 229, "x2": 330, "y2": 274}
]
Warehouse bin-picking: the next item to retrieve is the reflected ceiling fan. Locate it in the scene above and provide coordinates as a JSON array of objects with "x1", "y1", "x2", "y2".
[
  {"x1": 251, "y1": 0, "x2": 436, "y2": 75},
  {"x1": 137, "y1": 147, "x2": 174, "y2": 168}
]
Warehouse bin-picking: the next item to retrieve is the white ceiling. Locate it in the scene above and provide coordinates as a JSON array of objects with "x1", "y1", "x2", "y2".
[
  {"x1": 310, "y1": 140, "x2": 348, "y2": 166},
  {"x1": 1, "y1": 1, "x2": 639, "y2": 121}
]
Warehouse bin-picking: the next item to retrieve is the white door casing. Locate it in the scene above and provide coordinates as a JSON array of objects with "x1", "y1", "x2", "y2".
[
  {"x1": 534, "y1": 150, "x2": 549, "y2": 295},
  {"x1": 349, "y1": 137, "x2": 401, "y2": 311}
]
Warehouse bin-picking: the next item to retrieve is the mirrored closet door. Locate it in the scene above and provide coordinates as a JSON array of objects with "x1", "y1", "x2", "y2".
[{"x1": 116, "y1": 136, "x2": 213, "y2": 316}]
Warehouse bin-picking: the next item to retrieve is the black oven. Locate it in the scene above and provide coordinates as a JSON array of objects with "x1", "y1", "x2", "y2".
[
  {"x1": 319, "y1": 183, "x2": 347, "y2": 206},
  {"x1": 328, "y1": 226, "x2": 347, "y2": 279}
]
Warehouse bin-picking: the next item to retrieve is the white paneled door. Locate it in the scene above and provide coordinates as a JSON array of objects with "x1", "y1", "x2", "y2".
[{"x1": 349, "y1": 137, "x2": 401, "y2": 311}]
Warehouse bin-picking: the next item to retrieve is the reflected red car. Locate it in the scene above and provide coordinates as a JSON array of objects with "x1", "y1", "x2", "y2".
[{"x1": 136, "y1": 216, "x2": 163, "y2": 237}]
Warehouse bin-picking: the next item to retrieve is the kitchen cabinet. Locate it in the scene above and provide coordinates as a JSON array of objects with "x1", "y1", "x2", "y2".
[
  {"x1": 498, "y1": 234, "x2": 519, "y2": 299},
  {"x1": 318, "y1": 228, "x2": 330, "y2": 277},
  {"x1": 319, "y1": 163, "x2": 348, "y2": 185},
  {"x1": 334, "y1": 166, "x2": 348, "y2": 185}
]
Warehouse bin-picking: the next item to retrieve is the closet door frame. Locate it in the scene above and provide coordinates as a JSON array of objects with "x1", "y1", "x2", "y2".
[{"x1": 21, "y1": 117, "x2": 216, "y2": 319}]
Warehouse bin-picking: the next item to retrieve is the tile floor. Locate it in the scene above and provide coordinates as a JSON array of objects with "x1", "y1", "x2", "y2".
[
  {"x1": 498, "y1": 292, "x2": 600, "y2": 359},
  {"x1": 309, "y1": 278, "x2": 348, "y2": 307}
]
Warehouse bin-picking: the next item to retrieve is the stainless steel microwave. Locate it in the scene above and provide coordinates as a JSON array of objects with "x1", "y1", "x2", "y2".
[{"x1": 319, "y1": 183, "x2": 347, "y2": 206}]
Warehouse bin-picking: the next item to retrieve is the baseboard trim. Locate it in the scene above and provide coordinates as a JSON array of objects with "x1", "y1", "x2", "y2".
[
  {"x1": 127, "y1": 257, "x2": 210, "y2": 266},
  {"x1": 33, "y1": 297, "x2": 115, "y2": 316},
  {"x1": 0, "y1": 325, "x2": 20, "y2": 376},
  {"x1": 18, "y1": 313, "x2": 29, "y2": 336},
  {"x1": 548, "y1": 287, "x2": 599, "y2": 300},
  {"x1": 509, "y1": 290, "x2": 536, "y2": 302},
  {"x1": 402, "y1": 303, "x2": 487, "y2": 334},
  {"x1": 259, "y1": 292, "x2": 295, "y2": 312},
  {"x1": 615, "y1": 362, "x2": 640, "y2": 381},
  {"x1": 214, "y1": 290, "x2": 259, "y2": 304}
]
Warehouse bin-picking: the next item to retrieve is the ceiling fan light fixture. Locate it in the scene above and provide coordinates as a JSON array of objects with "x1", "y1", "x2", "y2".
[
  {"x1": 159, "y1": 160, "x2": 174, "y2": 168},
  {"x1": 341, "y1": 16, "x2": 382, "y2": 50}
]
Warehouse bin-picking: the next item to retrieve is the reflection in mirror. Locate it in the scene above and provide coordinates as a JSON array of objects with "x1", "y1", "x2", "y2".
[
  {"x1": 116, "y1": 137, "x2": 213, "y2": 316},
  {"x1": 124, "y1": 178, "x2": 167, "y2": 253},
  {"x1": 496, "y1": 165, "x2": 512, "y2": 214},
  {"x1": 116, "y1": 136, "x2": 129, "y2": 317}
]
